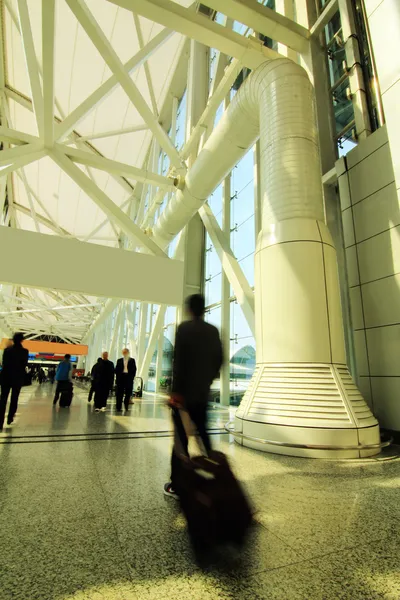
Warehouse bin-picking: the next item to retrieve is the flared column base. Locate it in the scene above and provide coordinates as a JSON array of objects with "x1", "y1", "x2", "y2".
[{"x1": 234, "y1": 363, "x2": 380, "y2": 459}]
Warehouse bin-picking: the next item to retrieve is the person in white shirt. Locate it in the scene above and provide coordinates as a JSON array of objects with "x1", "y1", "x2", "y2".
[{"x1": 115, "y1": 349, "x2": 137, "y2": 411}]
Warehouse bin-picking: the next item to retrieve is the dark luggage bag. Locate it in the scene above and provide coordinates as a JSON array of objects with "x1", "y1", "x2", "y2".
[
  {"x1": 176, "y1": 449, "x2": 253, "y2": 553},
  {"x1": 59, "y1": 381, "x2": 73, "y2": 407}
]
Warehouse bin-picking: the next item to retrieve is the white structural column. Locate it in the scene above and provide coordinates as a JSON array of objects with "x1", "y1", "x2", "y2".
[
  {"x1": 153, "y1": 58, "x2": 379, "y2": 458},
  {"x1": 137, "y1": 303, "x2": 149, "y2": 371},
  {"x1": 220, "y1": 148, "x2": 231, "y2": 407},
  {"x1": 254, "y1": 141, "x2": 262, "y2": 240},
  {"x1": 42, "y1": 0, "x2": 56, "y2": 147},
  {"x1": 179, "y1": 40, "x2": 208, "y2": 313},
  {"x1": 155, "y1": 328, "x2": 164, "y2": 393},
  {"x1": 275, "y1": 0, "x2": 298, "y2": 62},
  {"x1": 139, "y1": 305, "x2": 167, "y2": 380}
]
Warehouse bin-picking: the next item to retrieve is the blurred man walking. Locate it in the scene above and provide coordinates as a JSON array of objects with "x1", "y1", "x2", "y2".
[
  {"x1": 164, "y1": 295, "x2": 223, "y2": 499},
  {"x1": 0, "y1": 333, "x2": 29, "y2": 429}
]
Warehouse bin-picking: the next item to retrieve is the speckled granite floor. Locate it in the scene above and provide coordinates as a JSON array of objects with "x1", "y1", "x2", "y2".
[{"x1": 0, "y1": 387, "x2": 399, "y2": 599}]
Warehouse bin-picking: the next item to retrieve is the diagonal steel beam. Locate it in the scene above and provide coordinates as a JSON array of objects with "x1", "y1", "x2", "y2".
[
  {"x1": 60, "y1": 144, "x2": 175, "y2": 189},
  {"x1": 50, "y1": 147, "x2": 166, "y2": 257},
  {"x1": 0, "y1": 147, "x2": 46, "y2": 178},
  {"x1": 65, "y1": 0, "x2": 184, "y2": 171},
  {"x1": 133, "y1": 14, "x2": 158, "y2": 116},
  {"x1": 201, "y1": 0, "x2": 309, "y2": 54},
  {"x1": 0, "y1": 125, "x2": 41, "y2": 145},
  {"x1": 55, "y1": 22, "x2": 173, "y2": 142},
  {"x1": 199, "y1": 203, "x2": 255, "y2": 336},
  {"x1": 16, "y1": 0, "x2": 44, "y2": 137},
  {"x1": 63, "y1": 124, "x2": 149, "y2": 144},
  {"x1": 14, "y1": 202, "x2": 71, "y2": 236},
  {"x1": 107, "y1": 0, "x2": 283, "y2": 68},
  {"x1": 42, "y1": 0, "x2": 56, "y2": 147},
  {"x1": 81, "y1": 196, "x2": 132, "y2": 242},
  {"x1": 0, "y1": 143, "x2": 42, "y2": 167}
]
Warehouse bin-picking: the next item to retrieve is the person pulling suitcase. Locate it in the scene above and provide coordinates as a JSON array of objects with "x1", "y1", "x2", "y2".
[
  {"x1": 53, "y1": 354, "x2": 74, "y2": 406},
  {"x1": 164, "y1": 294, "x2": 223, "y2": 498}
]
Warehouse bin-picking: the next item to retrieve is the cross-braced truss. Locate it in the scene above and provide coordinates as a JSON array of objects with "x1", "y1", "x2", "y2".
[{"x1": 0, "y1": 0, "x2": 317, "y2": 352}]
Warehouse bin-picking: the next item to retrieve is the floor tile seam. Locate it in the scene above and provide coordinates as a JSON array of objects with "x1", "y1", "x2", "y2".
[
  {"x1": 255, "y1": 522, "x2": 389, "y2": 566},
  {"x1": 254, "y1": 517, "x2": 300, "y2": 551},
  {"x1": 89, "y1": 453, "x2": 136, "y2": 585},
  {"x1": 229, "y1": 535, "x2": 393, "y2": 584}
]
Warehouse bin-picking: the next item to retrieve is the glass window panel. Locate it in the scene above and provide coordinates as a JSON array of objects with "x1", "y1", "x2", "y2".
[
  {"x1": 156, "y1": 323, "x2": 174, "y2": 392},
  {"x1": 231, "y1": 216, "x2": 256, "y2": 261},
  {"x1": 205, "y1": 236, "x2": 222, "y2": 278},
  {"x1": 231, "y1": 181, "x2": 254, "y2": 226},
  {"x1": 205, "y1": 305, "x2": 221, "y2": 330},
  {"x1": 208, "y1": 183, "x2": 223, "y2": 227},
  {"x1": 238, "y1": 253, "x2": 255, "y2": 288},
  {"x1": 205, "y1": 272, "x2": 222, "y2": 306},
  {"x1": 338, "y1": 138, "x2": 357, "y2": 157},
  {"x1": 231, "y1": 149, "x2": 254, "y2": 227},
  {"x1": 206, "y1": 305, "x2": 222, "y2": 403},
  {"x1": 214, "y1": 102, "x2": 224, "y2": 128},
  {"x1": 165, "y1": 305, "x2": 176, "y2": 328},
  {"x1": 176, "y1": 90, "x2": 187, "y2": 150},
  {"x1": 229, "y1": 301, "x2": 256, "y2": 406}
]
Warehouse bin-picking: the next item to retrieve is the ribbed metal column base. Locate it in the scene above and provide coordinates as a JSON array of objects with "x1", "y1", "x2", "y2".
[{"x1": 235, "y1": 363, "x2": 380, "y2": 459}]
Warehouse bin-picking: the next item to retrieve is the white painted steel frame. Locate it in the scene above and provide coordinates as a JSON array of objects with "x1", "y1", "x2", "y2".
[{"x1": 0, "y1": 0, "x2": 370, "y2": 401}]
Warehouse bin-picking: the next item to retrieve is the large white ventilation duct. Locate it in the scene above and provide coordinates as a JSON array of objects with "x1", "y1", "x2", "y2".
[{"x1": 153, "y1": 58, "x2": 380, "y2": 458}]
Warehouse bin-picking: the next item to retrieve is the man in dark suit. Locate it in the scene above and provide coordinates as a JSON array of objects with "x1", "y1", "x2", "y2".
[
  {"x1": 94, "y1": 351, "x2": 114, "y2": 412},
  {"x1": 115, "y1": 348, "x2": 137, "y2": 411},
  {"x1": 164, "y1": 294, "x2": 223, "y2": 499},
  {"x1": 0, "y1": 332, "x2": 29, "y2": 429}
]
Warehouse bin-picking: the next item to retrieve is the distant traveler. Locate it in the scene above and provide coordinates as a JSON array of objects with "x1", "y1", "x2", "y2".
[
  {"x1": 164, "y1": 294, "x2": 223, "y2": 499},
  {"x1": 48, "y1": 367, "x2": 56, "y2": 384},
  {"x1": 38, "y1": 367, "x2": 46, "y2": 384},
  {"x1": 115, "y1": 348, "x2": 137, "y2": 412},
  {"x1": 94, "y1": 352, "x2": 114, "y2": 413},
  {"x1": 53, "y1": 354, "x2": 73, "y2": 406},
  {"x1": 88, "y1": 358, "x2": 102, "y2": 403},
  {"x1": 0, "y1": 332, "x2": 29, "y2": 429}
]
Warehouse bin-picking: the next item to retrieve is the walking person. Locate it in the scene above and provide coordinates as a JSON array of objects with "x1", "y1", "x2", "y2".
[
  {"x1": 115, "y1": 348, "x2": 136, "y2": 412},
  {"x1": 88, "y1": 358, "x2": 102, "y2": 403},
  {"x1": 38, "y1": 367, "x2": 46, "y2": 384},
  {"x1": 48, "y1": 367, "x2": 56, "y2": 384},
  {"x1": 53, "y1": 354, "x2": 73, "y2": 406},
  {"x1": 94, "y1": 352, "x2": 114, "y2": 413},
  {"x1": 0, "y1": 332, "x2": 29, "y2": 430},
  {"x1": 164, "y1": 294, "x2": 223, "y2": 499}
]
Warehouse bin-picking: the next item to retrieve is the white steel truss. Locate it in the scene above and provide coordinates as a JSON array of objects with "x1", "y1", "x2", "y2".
[{"x1": 0, "y1": 0, "x2": 320, "y2": 391}]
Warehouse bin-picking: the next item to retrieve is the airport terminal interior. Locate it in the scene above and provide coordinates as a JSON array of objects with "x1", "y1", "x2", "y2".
[{"x1": 0, "y1": 0, "x2": 399, "y2": 598}]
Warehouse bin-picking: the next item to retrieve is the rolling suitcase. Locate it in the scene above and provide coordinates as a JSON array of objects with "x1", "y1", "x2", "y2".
[
  {"x1": 133, "y1": 376, "x2": 143, "y2": 398},
  {"x1": 174, "y1": 411, "x2": 253, "y2": 554},
  {"x1": 59, "y1": 381, "x2": 73, "y2": 407}
]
